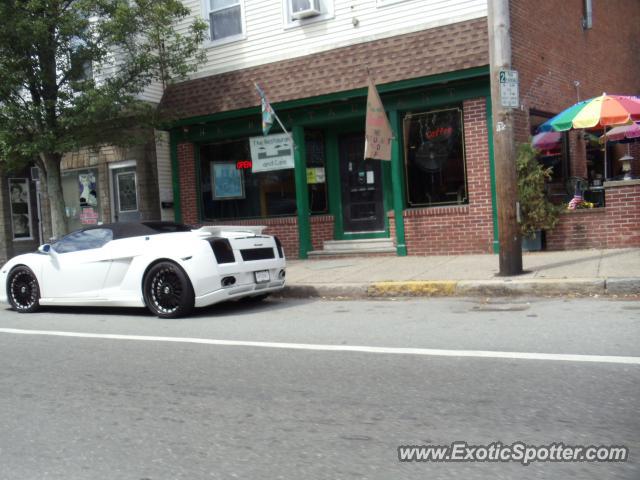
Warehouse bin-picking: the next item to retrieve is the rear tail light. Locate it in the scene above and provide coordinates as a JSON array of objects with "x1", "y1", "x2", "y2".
[
  {"x1": 209, "y1": 238, "x2": 235, "y2": 264},
  {"x1": 274, "y1": 236, "x2": 284, "y2": 258}
]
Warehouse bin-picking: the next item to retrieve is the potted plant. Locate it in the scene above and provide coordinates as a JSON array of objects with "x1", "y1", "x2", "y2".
[{"x1": 516, "y1": 143, "x2": 561, "y2": 251}]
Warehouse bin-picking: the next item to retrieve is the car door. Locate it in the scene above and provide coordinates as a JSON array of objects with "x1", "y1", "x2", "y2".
[{"x1": 40, "y1": 228, "x2": 114, "y2": 299}]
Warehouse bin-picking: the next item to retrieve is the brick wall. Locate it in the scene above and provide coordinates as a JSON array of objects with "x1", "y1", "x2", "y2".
[
  {"x1": 511, "y1": 0, "x2": 640, "y2": 145},
  {"x1": 177, "y1": 142, "x2": 198, "y2": 225},
  {"x1": 160, "y1": 18, "x2": 488, "y2": 120},
  {"x1": 546, "y1": 181, "x2": 640, "y2": 250},
  {"x1": 310, "y1": 215, "x2": 334, "y2": 251},
  {"x1": 394, "y1": 99, "x2": 494, "y2": 255}
]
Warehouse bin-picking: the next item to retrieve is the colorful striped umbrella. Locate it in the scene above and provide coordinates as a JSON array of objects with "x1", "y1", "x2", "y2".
[
  {"x1": 600, "y1": 121, "x2": 640, "y2": 142},
  {"x1": 539, "y1": 94, "x2": 640, "y2": 132},
  {"x1": 531, "y1": 131, "x2": 562, "y2": 150}
]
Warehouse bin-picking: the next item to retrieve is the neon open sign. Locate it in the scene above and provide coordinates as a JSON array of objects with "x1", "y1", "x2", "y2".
[{"x1": 236, "y1": 160, "x2": 252, "y2": 170}]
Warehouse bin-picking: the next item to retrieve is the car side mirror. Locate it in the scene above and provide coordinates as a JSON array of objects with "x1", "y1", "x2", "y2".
[{"x1": 38, "y1": 244, "x2": 51, "y2": 254}]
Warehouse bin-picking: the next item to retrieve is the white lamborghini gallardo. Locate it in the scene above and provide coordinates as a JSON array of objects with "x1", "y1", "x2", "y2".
[{"x1": 0, "y1": 222, "x2": 286, "y2": 318}]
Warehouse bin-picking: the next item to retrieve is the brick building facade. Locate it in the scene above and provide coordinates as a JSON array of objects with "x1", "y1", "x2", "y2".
[{"x1": 159, "y1": 0, "x2": 639, "y2": 259}]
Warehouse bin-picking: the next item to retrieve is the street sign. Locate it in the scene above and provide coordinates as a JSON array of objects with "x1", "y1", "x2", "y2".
[{"x1": 499, "y1": 69, "x2": 519, "y2": 108}]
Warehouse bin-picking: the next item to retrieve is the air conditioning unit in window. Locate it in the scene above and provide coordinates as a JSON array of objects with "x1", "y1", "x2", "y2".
[{"x1": 291, "y1": 0, "x2": 321, "y2": 19}]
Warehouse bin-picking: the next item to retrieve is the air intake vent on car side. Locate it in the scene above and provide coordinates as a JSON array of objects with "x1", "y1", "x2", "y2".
[
  {"x1": 240, "y1": 248, "x2": 275, "y2": 261},
  {"x1": 209, "y1": 238, "x2": 235, "y2": 264}
]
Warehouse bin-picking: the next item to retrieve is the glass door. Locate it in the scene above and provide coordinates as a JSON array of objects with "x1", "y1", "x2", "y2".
[
  {"x1": 111, "y1": 166, "x2": 140, "y2": 222},
  {"x1": 338, "y1": 132, "x2": 384, "y2": 233}
]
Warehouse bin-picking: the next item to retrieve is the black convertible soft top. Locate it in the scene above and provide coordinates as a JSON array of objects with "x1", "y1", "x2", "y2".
[{"x1": 81, "y1": 222, "x2": 193, "y2": 240}]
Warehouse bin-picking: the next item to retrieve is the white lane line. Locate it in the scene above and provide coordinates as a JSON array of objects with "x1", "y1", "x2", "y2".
[{"x1": 1, "y1": 327, "x2": 639, "y2": 365}]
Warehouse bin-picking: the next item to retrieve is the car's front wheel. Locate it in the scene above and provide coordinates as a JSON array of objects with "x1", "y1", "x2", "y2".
[
  {"x1": 143, "y1": 261, "x2": 194, "y2": 318},
  {"x1": 7, "y1": 266, "x2": 40, "y2": 313}
]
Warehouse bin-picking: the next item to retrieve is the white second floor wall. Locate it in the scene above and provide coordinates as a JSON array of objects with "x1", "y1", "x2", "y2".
[{"x1": 144, "y1": 0, "x2": 487, "y2": 103}]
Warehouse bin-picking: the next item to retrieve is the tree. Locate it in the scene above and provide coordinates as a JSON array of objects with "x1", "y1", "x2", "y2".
[
  {"x1": 516, "y1": 143, "x2": 560, "y2": 238},
  {"x1": 0, "y1": 0, "x2": 207, "y2": 238}
]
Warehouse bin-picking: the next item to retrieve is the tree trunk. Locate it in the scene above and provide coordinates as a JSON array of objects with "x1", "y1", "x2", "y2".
[
  {"x1": 37, "y1": 169, "x2": 53, "y2": 243},
  {"x1": 41, "y1": 152, "x2": 68, "y2": 239}
]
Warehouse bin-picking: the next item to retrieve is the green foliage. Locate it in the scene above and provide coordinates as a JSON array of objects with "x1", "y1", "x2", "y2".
[
  {"x1": 0, "y1": 0, "x2": 207, "y2": 166},
  {"x1": 516, "y1": 143, "x2": 561, "y2": 238}
]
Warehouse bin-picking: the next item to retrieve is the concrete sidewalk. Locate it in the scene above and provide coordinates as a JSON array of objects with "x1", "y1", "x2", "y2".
[{"x1": 282, "y1": 248, "x2": 640, "y2": 298}]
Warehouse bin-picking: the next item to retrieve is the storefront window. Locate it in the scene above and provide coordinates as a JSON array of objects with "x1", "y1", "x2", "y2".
[
  {"x1": 305, "y1": 129, "x2": 328, "y2": 214},
  {"x1": 61, "y1": 168, "x2": 102, "y2": 232},
  {"x1": 8, "y1": 178, "x2": 33, "y2": 240},
  {"x1": 200, "y1": 138, "x2": 297, "y2": 220},
  {"x1": 404, "y1": 107, "x2": 467, "y2": 207}
]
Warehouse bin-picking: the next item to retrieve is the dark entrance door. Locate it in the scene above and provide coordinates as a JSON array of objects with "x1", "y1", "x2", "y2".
[{"x1": 339, "y1": 132, "x2": 385, "y2": 233}]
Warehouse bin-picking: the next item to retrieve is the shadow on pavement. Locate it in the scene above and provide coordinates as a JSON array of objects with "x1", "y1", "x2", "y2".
[
  {"x1": 528, "y1": 249, "x2": 628, "y2": 273},
  {"x1": 19, "y1": 296, "x2": 316, "y2": 320}
]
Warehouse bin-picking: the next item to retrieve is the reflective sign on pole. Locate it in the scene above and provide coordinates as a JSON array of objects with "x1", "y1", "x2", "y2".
[{"x1": 499, "y1": 69, "x2": 519, "y2": 108}]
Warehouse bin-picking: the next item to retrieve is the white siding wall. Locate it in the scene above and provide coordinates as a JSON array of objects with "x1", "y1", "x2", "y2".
[
  {"x1": 178, "y1": 0, "x2": 487, "y2": 80},
  {"x1": 154, "y1": 130, "x2": 175, "y2": 222},
  {"x1": 139, "y1": 80, "x2": 164, "y2": 104}
]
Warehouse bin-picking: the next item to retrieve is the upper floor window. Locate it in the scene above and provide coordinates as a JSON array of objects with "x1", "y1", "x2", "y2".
[
  {"x1": 283, "y1": 0, "x2": 333, "y2": 28},
  {"x1": 207, "y1": 0, "x2": 245, "y2": 43}
]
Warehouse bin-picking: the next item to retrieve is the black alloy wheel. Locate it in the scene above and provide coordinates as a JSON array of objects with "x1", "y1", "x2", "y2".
[
  {"x1": 7, "y1": 266, "x2": 40, "y2": 313},
  {"x1": 143, "y1": 261, "x2": 194, "y2": 318}
]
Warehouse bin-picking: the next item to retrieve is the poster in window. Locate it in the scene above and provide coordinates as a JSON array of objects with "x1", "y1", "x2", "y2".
[
  {"x1": 8, "y1": 178, "x2": 32, "y2": 240},
  {"x1": 78, "y1": 172, "x2": 98, "y2": 207},
  {"x1": 211, "y1": 161, "x2": 245, "y2": 200}
]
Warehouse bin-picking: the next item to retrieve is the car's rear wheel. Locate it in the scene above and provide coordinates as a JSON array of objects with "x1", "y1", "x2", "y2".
[
  {"x1": 143, "y1": 261, "x2": 194, "y2": 318},
  {"x1": 7, "y1": 266, "x2": 40, "y2": 313}
]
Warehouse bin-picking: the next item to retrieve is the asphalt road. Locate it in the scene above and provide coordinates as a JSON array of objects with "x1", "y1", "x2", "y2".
[{"x1": 0, "y1": 297, "x2": 638, "y2": 479}]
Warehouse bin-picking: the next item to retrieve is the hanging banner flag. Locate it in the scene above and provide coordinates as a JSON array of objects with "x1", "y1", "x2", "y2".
[
  {"x1": 364, "y1": 76, "x2": 394, "y2": 161},
  {"x1": 255, "y1": 83, "x2": 275, "y2": 136},
  {"x1": 254, "y1": 83, "x2": 296, "y2": 149}
]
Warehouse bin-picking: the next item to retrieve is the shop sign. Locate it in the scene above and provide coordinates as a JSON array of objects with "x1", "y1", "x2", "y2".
[
  {"x1": 236, "y1": 160, "x2": 252, "y2": 170},
  {"x1": 249, "y1": 133, "x2": 294, "y2": 172}
]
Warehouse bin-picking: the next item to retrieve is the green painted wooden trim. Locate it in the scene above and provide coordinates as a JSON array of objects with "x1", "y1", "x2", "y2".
[
  {"x1": 381, "y1": 159, "x2": 392, "y2": 232},
  {"x1": 194, "y1": 146, "x2": 203, "y2": 223},
  {"x1": 169, "y1": 131, "x2": 182, "y2": 223},
  {"x1": 292, "y1": 126, "x2": 312, "y2": 259},
  {"x1": 485, "y1": 97, "x2": 500, "y2": 253},
  {"x1": 174, "y1": 80, "x2": 489, "y2": 145},
  {"x1": 325, "y1": 129, "x2": 343, "y2": 238},
  {"x1": 166, "y1": 66, "x2": 490, "y2": 129},
  {"x1": 327, "y1": 124, "x2": 391, "y2": 240},
  {"x1": 388, "y1": 110, "x2": 407, "y2": 256}
]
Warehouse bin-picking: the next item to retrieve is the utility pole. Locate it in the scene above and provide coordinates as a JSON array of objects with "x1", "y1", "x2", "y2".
[{"x1": 487, "y1": 0, "x2": 522, "y2": 276}]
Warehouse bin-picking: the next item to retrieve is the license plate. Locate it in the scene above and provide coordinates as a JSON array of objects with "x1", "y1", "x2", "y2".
[{"x1": 254, "y1": 270, "x2": 270, "y2": 283}]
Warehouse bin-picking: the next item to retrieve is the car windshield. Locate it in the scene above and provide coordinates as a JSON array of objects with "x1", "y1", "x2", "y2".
[{"x1": 52, "y1": 228, "x2": 114, "y2": 253}]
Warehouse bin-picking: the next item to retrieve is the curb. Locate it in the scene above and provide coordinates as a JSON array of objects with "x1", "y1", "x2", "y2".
[{"x1": 281, "y1": 278, "x2": 640, "y2": 298}]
